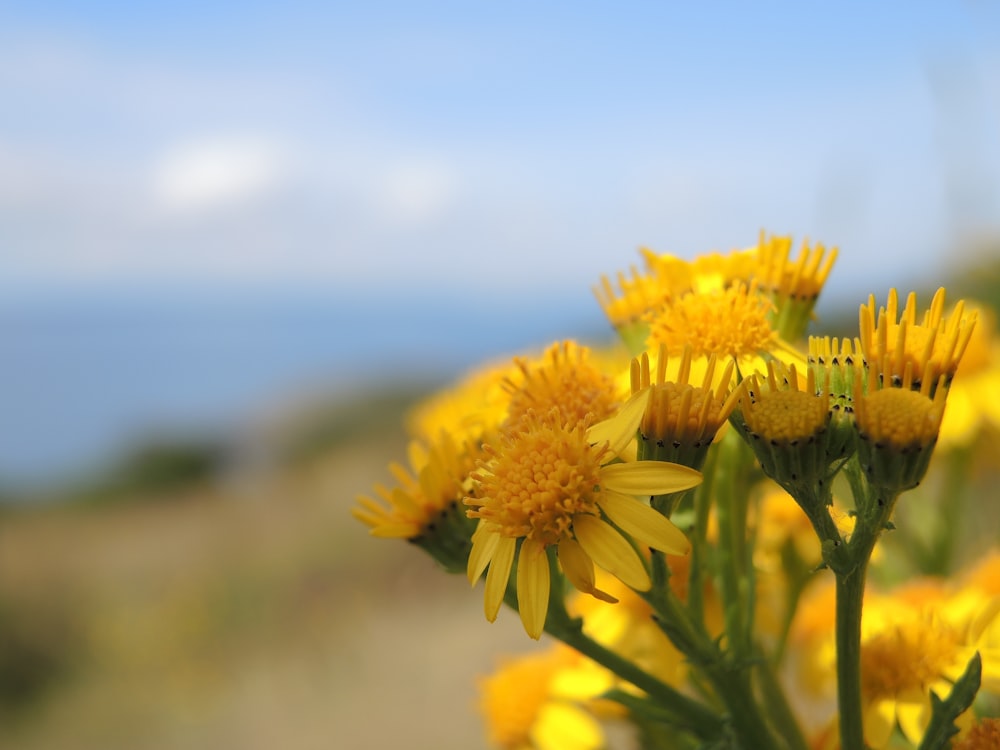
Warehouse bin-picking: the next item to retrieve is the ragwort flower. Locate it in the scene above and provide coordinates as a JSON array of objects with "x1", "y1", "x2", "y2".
[{"x1": 465, "y1": 409, "x2": 701, "y2": 639}]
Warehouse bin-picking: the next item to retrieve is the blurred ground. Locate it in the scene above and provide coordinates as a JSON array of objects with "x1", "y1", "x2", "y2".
[{"x1": 0, "y1": 394, "x2": 536, "y2": 750}]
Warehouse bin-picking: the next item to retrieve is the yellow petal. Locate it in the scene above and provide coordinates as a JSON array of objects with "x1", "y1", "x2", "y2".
[
  {"x1": 863, "y1": 698, "x2": 896, "y2": 749},
  {"x1": 587, "y1": 389, "x2": 650, "y2": 456},
  {"x1": 532, "y1": 702, "x2": 605, "y2": 750},
  {"x1": 558, "y1": 538, "x2": 618, "y2": 603},
  {"x1": 517, "y1": 539, "x2": 551, "y2": 639},
  {"x1": 896, "y1": 695, "x2": 930, "y2": 745},
  {"x1": 598, "y1": 490, "x2": 690, "y2": 555},
  {"x1": 484, "y1": 535, "x2": 515, "y2": 622},
  {"x1": 600, "y1": 460, "x2": 702, "y2": 496},
  {"x1": 573, "y1": 514, "x2": 651, "y2": 591},
  {"x1": 468, "y1": 522, "x2": 500, "y2": 584}
]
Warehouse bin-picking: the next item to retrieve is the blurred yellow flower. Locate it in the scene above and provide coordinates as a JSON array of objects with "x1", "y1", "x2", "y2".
[
  {"x1": 477, "y1": 645, "x2": 612, "y2": 750},
  {"x1": 937, "y1": 304, "x2": 1000, "y2": 449},
  {"x1": 503, "y1": 340, "x2": 624, "y2": 431}
]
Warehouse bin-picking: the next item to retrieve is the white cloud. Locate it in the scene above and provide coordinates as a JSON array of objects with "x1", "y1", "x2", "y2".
[{"x1": 150, "y1": 136, "x2": 291, "y2": 217}]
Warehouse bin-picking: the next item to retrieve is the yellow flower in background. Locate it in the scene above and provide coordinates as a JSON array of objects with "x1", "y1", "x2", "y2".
[
  {"x1": 642, "y1": 244, "x2": 757, "y2": 296},
  {"x1": 858, "y1": 287, "x2": 977, "y2": 393},
  {"x1": 477, "y1": 645, "x2": 612, "y2": 750},
  {"x1": 465, "y1": 409, "x2": 701, "y2": 639},
  {"x1": 937, "y1": 303, "x2": 1000, "y2": 449},
  {"x1": 570, "y1": 568, "x2": 690, "y2": 688},
  {"x1": 353, "y1": 432, "x2": 475, "y2": 540},
  {"x1": 407, "y1": 356, "x2": 520, "y2": 448},
  {"x1": 952, "y1": 717, "x2": 1000, "y2": 750},
  {"x1": 503, "y1": 340, "x2": 624, "y2": 431},
  {"x1": 754, "y1": 232, "x2": 838, "y2": 341},
  {"x1": 646, "y1": 279, "x2": 779, "y2": 361},
  {"x1": 790, "y1": 570, "x2": 999, "y2": 749}
]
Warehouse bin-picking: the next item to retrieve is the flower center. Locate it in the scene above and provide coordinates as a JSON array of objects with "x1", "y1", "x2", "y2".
[
  {"x1": 505, "y1": 341, "x2": 619, "y2": 430},
  {"x1": 646, "y1": 281, "x2": 776, "y2": 360},
  {"x1": 742, "y1": 388, "x2": 829, "y2": 443},
  {"x1": 855, "y1": 388, "x2": 944, "y2": 449},
  {"x1": 468, "y1": 416, "x2": 606, "y2": 546},
  {"x1": 861, "y1": 612, "x2": 961, "y2": 699}
]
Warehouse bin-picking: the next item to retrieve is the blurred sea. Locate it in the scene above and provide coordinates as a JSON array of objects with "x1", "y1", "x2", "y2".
[{"x1": 0, "y1": 286, "x2": 606, "y2": 492}]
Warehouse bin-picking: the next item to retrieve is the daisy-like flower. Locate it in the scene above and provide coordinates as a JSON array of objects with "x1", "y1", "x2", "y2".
[
  {"x1": 477, "y1": 645, "x2": 613, "y2": 750},
  {"x1": 465, "y1": 409, "x2": 701, "y2": 639},
  {"x1": 503, "y1": 340, "x2": 624, "y2": 431},
  {"x1": 858, "y1": 287, "x2": 977, "y2": 394},
  {"x1": 407, "y1": 356, "x2": 520, "y2": 449},
  {"x1": 952, "y1": 717, "x2": 1000, "y2": 750},
  {"x1": 646, "y1": 279, "x2": 778, "y2": 362},
  {"x1": 593, "y1": 263, "x2": 670, "y2": 353},
  {"x1": 353, "y1": 432, "x2": 479, "y2": 572},
  {"x1": 791, "y1": 573, "x2": 998, "y2": 749}
]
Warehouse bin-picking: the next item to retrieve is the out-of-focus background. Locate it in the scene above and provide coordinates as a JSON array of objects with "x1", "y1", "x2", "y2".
[{"x1": 1, "y1": 3, "x2": 999, "y2": 748}]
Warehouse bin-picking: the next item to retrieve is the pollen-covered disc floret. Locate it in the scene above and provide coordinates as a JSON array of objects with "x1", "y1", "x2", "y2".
[
  {"x1": 469, "y1": 418, "x2": 606, "y2": 547},
  {"x1": 465, "y1": 409, "x2": 701, "y2": 639},
  {"x1": 853, "y1": 367, "x2": 947, "y2": 493},
  {"x1": 737, "y1": 362, "x2": 847, "y2": 490},
  {"x1": 859, "y1": 287, "x2": 978, "y2": 394},
  {"x1": 504, "y1": 341, "x2": 621, "y2": 431},
  {"x1": 646, "y1": 280, "x2": 778, "y2": 361},
  {"x1": 740, "y1": 363, "x2": 829, "y2": 442}
]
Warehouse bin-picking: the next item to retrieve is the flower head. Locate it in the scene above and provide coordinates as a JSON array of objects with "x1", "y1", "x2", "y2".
[
  {"x1": 859, "y1": 288, "x2": 977, "y2": 394},
  {"x1": 504, "y1": 341, "x2": 622, "y2": 431},
  {"x1": 629, "y1": 344, "x2": 739, "y2": 469},
  {"x1": 754, "y1": 233, "x2": 838, "y2": 341},
  {"x1": 646, "y1": 280, "x2": 779, "y2": 361},
  {"x1": 353, "y1": 433, "x2": 478, "y2": 571},
  {"x1": 465, "y1": 409, "x2": 701, "y2": 638},
  {"x1": 477, "y1": 645, "x2": 611, "y2": 750},
  {"x1": 737, "y1": 361, "x2": 850, "y2": 490},
  {"x1": 853, "y1": 366, "x2": 948, "y2": 493}
]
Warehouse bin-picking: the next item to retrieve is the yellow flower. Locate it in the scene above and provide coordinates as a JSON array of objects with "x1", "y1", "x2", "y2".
[
  {"x1": 952, "y1": 717, "x2": 1000, "y2": 750},
  {"x1": 570, "y1": 568, "x2": 689, "y2": 688},
  {"x1": 790, "y1": 574, "x2": 998, "y2": 748},
  {"x1": 353, "y1": 432, "x2": 479, "y2": 571},
  {"x1": 754, "y1": 232, "x2": 838, "y2": 341},
  {"x1": 858, "y1": 287, "x2": 977, "y2": 393},
  {"x1": 646, "y1": 279, "x2": 779, "y2": 361},
  {"x1": 353, "y1": 432, "x2": 475, "y2": 540},
  {"x1": 937, "y1": 303, "x2": 1000, "y2": 449},
  {"x1": 632, "y1": 344, "x2": 738, "y2": 441},
  {"x1": 477, "y1": 645, "x2": 612, "y2": 750},
  {"x1": 503, "y1": 340, "x2": 624, "y2": 431},
  {"x1": 465, "y1": 409, "x2": 701, "y2": 639},
  {"x1": 407, "y1": 356, "x2": 519, "y2": 448}
]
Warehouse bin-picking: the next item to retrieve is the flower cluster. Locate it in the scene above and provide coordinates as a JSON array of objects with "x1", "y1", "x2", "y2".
[{"x1": 354, "y1": 233, "x2": 999, "y2": 750}]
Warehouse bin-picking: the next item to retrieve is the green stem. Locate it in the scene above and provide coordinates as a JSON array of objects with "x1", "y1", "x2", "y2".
[
  {"x1": 835, "y1": 559, "x2": 869, "y2": 750},
  {"x1": 528, "y1": 549, "x2": 723, "y2": 742},
  {"x1": 647, "y1": 588, "x2": 782, "y2": 750},
  {"x1": 554, "y1": 623, "x2": 723, "y2": 741},
  {"x1": 713, "y1": 432, "x2": 753, "y2": 659}
]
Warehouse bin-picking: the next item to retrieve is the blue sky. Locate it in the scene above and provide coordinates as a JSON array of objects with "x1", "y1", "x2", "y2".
[{"x1": 3, "y1": 2, "x2": 1000, "y2": 302}]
